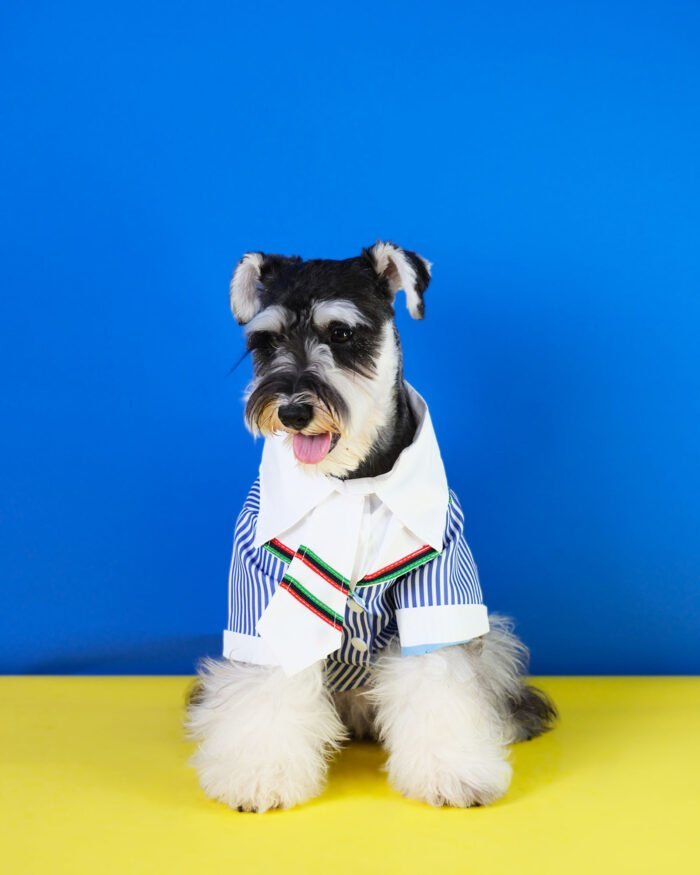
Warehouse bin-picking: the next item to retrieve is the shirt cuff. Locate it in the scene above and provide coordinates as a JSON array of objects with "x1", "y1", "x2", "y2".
[
  {"x1": 395, "y1": 604, "x2": 489, "y2": 655},
  {"x1": 223, "y1": 630, "x2": 279, "y2": 666}
]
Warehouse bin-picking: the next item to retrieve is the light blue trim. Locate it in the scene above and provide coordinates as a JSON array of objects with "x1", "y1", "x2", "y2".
[{"x1": 400, "y1": 639, "x2": 474, "y2": 657}]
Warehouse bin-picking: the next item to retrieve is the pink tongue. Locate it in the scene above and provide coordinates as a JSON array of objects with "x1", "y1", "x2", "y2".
[{"x1": 293, "y1": 432, "x2": 332, "y2": 464}]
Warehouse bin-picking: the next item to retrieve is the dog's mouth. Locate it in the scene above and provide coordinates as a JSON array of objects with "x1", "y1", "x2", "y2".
[{"x1": 292, "y1": 432, "x2": 340, "y2": 464}]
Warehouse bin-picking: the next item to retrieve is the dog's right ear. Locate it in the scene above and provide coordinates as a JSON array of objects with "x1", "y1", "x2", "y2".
[{"x1": 229, "y1": 252, "x2": 265, "y2": 324}]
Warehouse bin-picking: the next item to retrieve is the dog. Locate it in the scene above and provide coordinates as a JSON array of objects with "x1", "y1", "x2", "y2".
[{"x1": 186, "y1": 242, "x2": 556, "y2": 812}]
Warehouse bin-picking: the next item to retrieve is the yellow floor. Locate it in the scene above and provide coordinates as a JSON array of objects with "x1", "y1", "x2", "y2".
[{"x1": 1, "y1": 678, "x2": 698, "y2": 874}]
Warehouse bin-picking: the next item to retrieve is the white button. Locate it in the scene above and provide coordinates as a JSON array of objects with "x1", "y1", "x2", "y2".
[
  {"x1": 348, "y1": 599, "x2": 363, "y2": 614},
  {"x1": 350, "y1": 637, "x2": 368, "y2": 653}
]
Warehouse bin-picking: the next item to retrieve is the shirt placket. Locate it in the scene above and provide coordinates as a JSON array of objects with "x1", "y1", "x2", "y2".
[{"x1": 348, "y1": 494, "x2": 372, "y2": 607}]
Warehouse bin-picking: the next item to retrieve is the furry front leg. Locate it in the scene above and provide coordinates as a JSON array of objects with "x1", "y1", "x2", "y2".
[
  {"x1": 371, "y1": 643, "x2": 512, "y2": 807},
  {"x1": 186, "y1": 658, "x2": 346, "y2": 812}
]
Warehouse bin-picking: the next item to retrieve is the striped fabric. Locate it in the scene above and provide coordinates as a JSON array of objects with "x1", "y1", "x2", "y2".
[{"x1": 226, "y1": 479, "x2": 486, "y2": 692}]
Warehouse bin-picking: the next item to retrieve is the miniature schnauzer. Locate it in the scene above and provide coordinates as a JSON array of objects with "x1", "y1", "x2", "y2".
[{"x1": 187, "y1": 242, "x2": 556, "y2": 811}]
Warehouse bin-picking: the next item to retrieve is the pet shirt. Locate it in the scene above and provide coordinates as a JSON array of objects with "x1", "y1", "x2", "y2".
[{"x1": 223, "y1": 384, "x2": 489, "y2": 689}]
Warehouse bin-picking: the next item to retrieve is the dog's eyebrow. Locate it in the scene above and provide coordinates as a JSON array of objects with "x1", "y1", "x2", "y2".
[
  {"x1": 244, "y1": 305, "x2": 291, "y2": 336},
  {"x1": 312, "y1": 300, "x2": 369, "y2": 329}
]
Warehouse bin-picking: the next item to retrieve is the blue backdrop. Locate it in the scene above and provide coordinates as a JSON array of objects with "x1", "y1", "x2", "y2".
[{"x1": 1, "y1": 1, "x2": 698, "y2": 674}]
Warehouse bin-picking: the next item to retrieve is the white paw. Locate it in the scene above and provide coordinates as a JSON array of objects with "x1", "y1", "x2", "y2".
[
  {"x1": 387, "y1": 752, "x2": 512, "y2": 807},
  {"x1": 194, "y1": 746, "x2": 327, "y2": 812}
]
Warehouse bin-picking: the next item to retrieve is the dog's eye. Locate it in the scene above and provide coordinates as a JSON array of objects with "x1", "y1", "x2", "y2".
[{"x1": 330, "y1": 325, "x2": 353, "y2": 344}]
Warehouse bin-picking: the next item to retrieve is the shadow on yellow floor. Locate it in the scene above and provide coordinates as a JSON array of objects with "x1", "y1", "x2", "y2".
[{"x1": 2, "y1": 677, "x2": 698, "y2": 874}]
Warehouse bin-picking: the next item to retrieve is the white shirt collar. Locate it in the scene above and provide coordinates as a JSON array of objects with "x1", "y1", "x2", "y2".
[{"x1": 254, "y1": 384, "x2": 449, "y2": 551}]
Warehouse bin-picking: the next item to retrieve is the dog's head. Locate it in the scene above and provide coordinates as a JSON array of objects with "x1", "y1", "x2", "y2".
[{"x1": 230, "y1": 242, "x2": 431, "y2": 477}]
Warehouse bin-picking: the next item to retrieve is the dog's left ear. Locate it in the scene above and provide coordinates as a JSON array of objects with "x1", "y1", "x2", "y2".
[{"x1": 365, "y1": 241, "x2": 432, "y2": 319}]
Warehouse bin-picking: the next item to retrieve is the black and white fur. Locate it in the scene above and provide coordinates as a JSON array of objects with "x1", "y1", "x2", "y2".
[{"x1": 187, "y1": 242, "x2": 556, "y2": 811}]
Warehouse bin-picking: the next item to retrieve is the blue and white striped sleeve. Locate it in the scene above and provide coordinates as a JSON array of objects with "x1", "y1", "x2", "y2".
[
  {"x1": 392, "y1": 490, "x2": 490, "y2": 656},
  {"x1": 223, "y1": 479, "x2": 286, "y2": 666}
]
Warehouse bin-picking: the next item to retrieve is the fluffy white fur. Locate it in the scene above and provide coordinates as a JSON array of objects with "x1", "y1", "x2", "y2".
[
  {"x1": 244, "y1": 304, "x2": 291, "y2": 337},
  {"x1": 471, "y1": 615, "x2": 532, "y2": 741},
  {"x1": 311, "y1": 299, "x2": 370, "y2": 329},
  {"x1": 368, "y1": 641, "x2": 512, "y2": 807},
  {"x1": 188, "y1": 624, "x2": 538, "y2": 810},
  {"x1": 187, "y1": 658, "x2": 347, "y2": 812}
]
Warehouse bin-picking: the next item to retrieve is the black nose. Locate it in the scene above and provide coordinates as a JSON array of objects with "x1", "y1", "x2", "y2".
[{"x1": 278, "y1": 402, "x2": 313, "y2": 431}]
